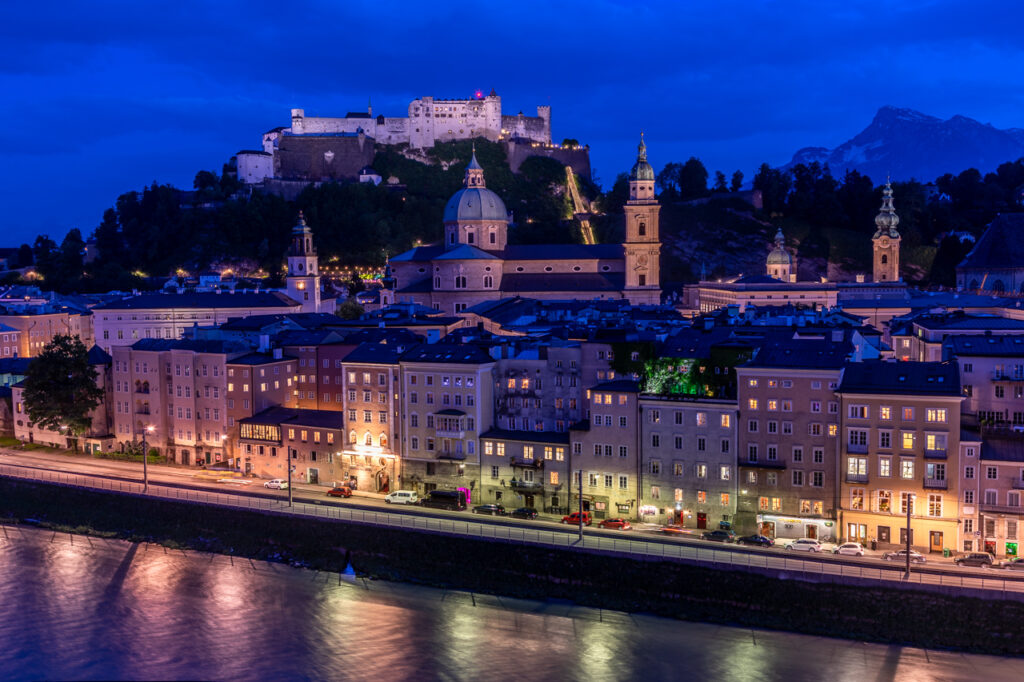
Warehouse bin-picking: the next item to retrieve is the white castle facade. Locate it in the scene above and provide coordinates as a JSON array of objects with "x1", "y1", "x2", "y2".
[{"x1": 238, "y1": 91, "x2": 552, "y2": 185}]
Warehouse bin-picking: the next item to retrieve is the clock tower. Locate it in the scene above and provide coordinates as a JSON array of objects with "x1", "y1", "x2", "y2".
[
  {"x1": 872, "y1": 181, "x2": 901, "y2": 282},
  {"x1": 286, "y1": 211, "x2": 322, "y2": 313},
  {"x1": 623, "y1": 133, "x2": 661, "y2": 305}
]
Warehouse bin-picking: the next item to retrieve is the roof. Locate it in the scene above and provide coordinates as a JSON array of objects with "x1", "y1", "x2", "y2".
[
  {"x1": 433, "y1": 244, "x2": 500, "y2": 261},
  {"x1": 275, "y1": 330, "x2": 347, "y2": 347},
  {"x1": 239, "y1": 406, "x2": 345, "y2": 430},
  {"x1": 499, "y1": 244, "x2": 624, "y2": 260},
  {"x1": 593, "y1": 379, "x2": 641, "y2": 393},
  {"x1": 981, "y1": 437, "x2": 1024, "y2": 462},
  {"x1": 86, "y1": 345, "x2": 112, "y2": 365},
  {"x1": 958, "y1": 213, "x2": 1024, "y2": 271},
  {"x1": 390, "y1": 244, "x2": 446, "y2": 263},
  {"x1": 838, "y1": 361, "x2": 961, "y2": 396},
  {"x1": 342, "y1": 342, "x2": 408, "y2": 365},
  {"x1": 434, "y1": 408, "x2": 466, "y2": 416},
  {"x1": 0, "y1": 358, "x2": 31, "y2": 374},
  {"x1": 500, "y1": 272, "x2": 625, "y2": 293},
  {"x1": 400, "y1": 344, "x2": 494, "y2": 365},
  {"x1": 229, "y1": 353, "x2": 296, "y2": 366},
  {"x1": 479, "y1": 428, "x2": 570, "y2": 445},
  {"x1": 94, "y1": 292, "x2": 300, "y2": 311},
  {"x1": 443, "y1": 186, "x2": 508, "y2": 223},
  {"x1": 944, "y1": 334, "x2": 1024, "y2": 357},
  {"x1": 745, "y1": 339, "x2": 853, "y2": 370},
  {"x1": 129, "y1": 339, "x2": 249, "y2": 354}
]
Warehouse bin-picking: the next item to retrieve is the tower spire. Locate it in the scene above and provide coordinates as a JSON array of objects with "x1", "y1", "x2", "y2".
[{"x1": 874, "y1": 181, "x2": 900, "y2": 238}]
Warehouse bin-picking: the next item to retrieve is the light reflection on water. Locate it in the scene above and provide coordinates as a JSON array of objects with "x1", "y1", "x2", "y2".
[{"x1": 0, "y1": 525, "x2": 1020, "y2": 682}]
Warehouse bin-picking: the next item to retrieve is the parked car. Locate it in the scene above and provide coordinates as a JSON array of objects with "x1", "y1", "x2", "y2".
[
  {"x1": 881, "y1": 549, "x2": 926, "y2": 564},
  {"x1": 420, "y1": 490, "x2": 466, "y2": 511},
  {"x1": 702, "y1": 530, "x2": 737, "y2": 543},
  {"x1": 787, "y1": 538, "x2": 823, "y2": 552},
  {"x1": 736, "y1": 534, "x2": 774, "y2": 548},
  {"x1": 955, "y1": 552, "x2": 995, "y2": 568},
  {"x1": 1000, "y1": 557, "x2": 1024, "y2": 571},
  {"x1": 326, "y1": 486, "x2": 352, "y2": 498},
  {"x1": 472, "y1": 504, "x2": 506, "y2": 515},
  {"x1": 384, "y1": 490, "x2": 419, "y2": 505},
  {"x1": 510, "y1": 507, "x2": 538, "y2": 520},
  {"x1": 561, "y1": 511, "x2": 592, "y2": 526},
  {"x1": 598, "y1": 518, "x2": 632, "y2": 530},
  {"x1": 264, "y1": 479, "x2": 288, "y2": 490},
  {"x1": 833, "y1": 542, "x2": 866, "y2": 556}
]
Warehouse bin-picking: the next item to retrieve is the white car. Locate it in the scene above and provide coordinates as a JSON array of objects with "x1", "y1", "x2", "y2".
[
  {"x1": 833, "y1": 542, "x2": 865, "y2": 556},
  {"x1": 264, "y1": 479, "x2": 288, "y2": 489},
  {"x1": 385, "y1": 490, "x2": 419, "y2": 505},
  {"x1": 787, "y1": 538, "x2": 823, "y2": 552}
]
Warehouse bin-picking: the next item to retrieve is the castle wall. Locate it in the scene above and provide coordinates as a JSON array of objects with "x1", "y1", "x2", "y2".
[
  {"x1": 505, "y1": 141, "x2": 591, "y2": 180},
  {"x1": 275, "y1": 134, "x2": 375, "y2": 181},
  {"x1": 237, "y1": 152, "x2": 274, "y2": 185}
]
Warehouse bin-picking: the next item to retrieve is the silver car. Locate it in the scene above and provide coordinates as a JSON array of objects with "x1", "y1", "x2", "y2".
[
  {"x1": 263, "y1": 478, "x2": 288, "y2": 489},
  {"x1": 833, "y1": 542, "x2": 865, "y2": 556},
  {"x1": 787, "y1": 538, "x2": 823, "y2": 552},
  {"x1": 882, "y1": 549, "x2": 926, "y2": 563}
]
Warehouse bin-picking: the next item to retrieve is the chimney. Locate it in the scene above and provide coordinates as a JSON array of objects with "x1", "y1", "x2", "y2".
[
  {"x1": 258, "y1": 334, "x2": 270, "y2": 353},
  {"x1": 273, "y1": 347, "x2": 283, "y2": 360}
]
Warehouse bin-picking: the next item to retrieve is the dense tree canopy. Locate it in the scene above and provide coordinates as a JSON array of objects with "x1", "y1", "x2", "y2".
[{"x1": 22, "y1": 335, "x2": 103, "y2": 446}]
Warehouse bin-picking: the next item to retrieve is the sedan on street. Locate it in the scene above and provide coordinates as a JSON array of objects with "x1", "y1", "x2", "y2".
[
  {"x1": 882, "y1": 549, "x2": 926, "y2": 564},
  {"x1": 472, "y1": 504, "x2": 507, "y2": 515},
  {"x1": 702, "y1": 530, "x2": 737, "y2": 543},
  {"x1": 510, "y1": 507, "x2": 538, "y2": 520},
  {"x1": 326, "y1": 486, "x2": 352, "y2": 498},
  {"x1": 598, "y1": 518, "x2": 632, "y2": 530},
  {"x1": 787, "y1": 538, "x2": 823, "y2": 552},
  {"x1": 1000, "y1": 557, "x2": 1024, "y2": 571},
  {"x1": 736, "y1": 534, "x2": 774, "y2": 548}
]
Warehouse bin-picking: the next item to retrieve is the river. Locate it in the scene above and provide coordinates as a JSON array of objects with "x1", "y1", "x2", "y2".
[{"x1": 0, "y1": 524, "x2": 1017, "y2": 681}]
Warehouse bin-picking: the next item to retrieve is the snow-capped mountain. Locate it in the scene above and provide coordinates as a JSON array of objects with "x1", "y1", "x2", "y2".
[{"x1": 784, "y1": 106, "x2": 1024, "y2": 182}]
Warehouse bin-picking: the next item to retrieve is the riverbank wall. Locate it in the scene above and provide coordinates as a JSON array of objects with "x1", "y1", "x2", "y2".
[{"x1": 2, "y1": 477, "x2": 1022, "y2": 656}]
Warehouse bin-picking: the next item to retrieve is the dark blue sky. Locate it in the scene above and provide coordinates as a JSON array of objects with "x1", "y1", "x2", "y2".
[{"x1": 3, "y1": 0, "x2": 1022, "y2": 246}]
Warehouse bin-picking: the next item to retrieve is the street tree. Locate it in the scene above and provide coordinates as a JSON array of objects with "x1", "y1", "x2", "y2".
[{"x1": 21, "y1": 334, "x2": 103, "y2": 450}]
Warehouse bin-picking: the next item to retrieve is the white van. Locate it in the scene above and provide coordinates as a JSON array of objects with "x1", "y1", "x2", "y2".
[{"x1": 385, "y1": 490, "x2": 419, "y2": 505}]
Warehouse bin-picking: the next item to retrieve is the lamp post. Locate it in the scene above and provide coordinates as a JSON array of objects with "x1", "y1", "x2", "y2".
[
  {"x1": 905, "y1": 492, "x2": 914, "y2": 579},
  {"x1": 142, "y1": 424, "x2": 155, "y2": 493},
  {"x1": 288, "y1": 448, "x2": 294, "y2": 507}
]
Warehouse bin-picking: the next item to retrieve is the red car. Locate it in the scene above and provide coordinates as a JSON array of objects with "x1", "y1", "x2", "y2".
[
  {"x1": 661, "y1": 525, "x2": 688, "y2": 535},
  {"x1": 326, "y1": 486, "x2": 353, "y2": 498},
  {"x1": 598, "y1": 518, "x2": 632, "y2": 530},
  {"x1": 561, "y1": 511, "x2": 592, "y2": 526}
]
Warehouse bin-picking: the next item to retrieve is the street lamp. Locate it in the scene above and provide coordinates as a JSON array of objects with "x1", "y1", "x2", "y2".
[
  {"x1": 905, "y1": 492, "x2": 915, "y2": 579},
  {"x1": 142, "y1": 424, "x2": 155, "y2": 493}
]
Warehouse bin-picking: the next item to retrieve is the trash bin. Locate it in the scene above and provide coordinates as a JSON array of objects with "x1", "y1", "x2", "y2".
[
  {"x1": 870, "y1": 540, "x2": 877, "y2": 550},
  {"x1": 943, "y1": 548, "x2": 951, "y2": 558}
]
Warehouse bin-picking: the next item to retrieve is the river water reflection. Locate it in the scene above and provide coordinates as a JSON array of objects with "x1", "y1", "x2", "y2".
[{"x1": 0, "y1": 524, "x2": 1018, "y2": 681}]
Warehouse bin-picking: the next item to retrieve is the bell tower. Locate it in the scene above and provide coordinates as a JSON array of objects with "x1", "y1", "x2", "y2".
[
  {"x1": 623, "y1": 133, "x2": 661, "y2": 304},
  {"x1": 872, "y1": 181, "x2": 901, "y2": 282},
  {"x1": 286, "y1": 211, "x2": 322, "y2": 313}
]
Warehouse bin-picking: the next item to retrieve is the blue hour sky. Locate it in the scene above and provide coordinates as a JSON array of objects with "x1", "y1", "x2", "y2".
[{"x1": 2, "y1": 0, "x2": 1022, "y2": 246}]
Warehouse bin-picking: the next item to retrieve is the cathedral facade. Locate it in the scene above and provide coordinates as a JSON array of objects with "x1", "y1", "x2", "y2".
[{"x1": 386, "y1": 138, "x2": 662, "y2": 314}]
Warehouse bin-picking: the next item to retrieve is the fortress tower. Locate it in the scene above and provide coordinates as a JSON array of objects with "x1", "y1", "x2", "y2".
[{"x1": 623, "y1": 134, "x2": 662, "y2": 305}]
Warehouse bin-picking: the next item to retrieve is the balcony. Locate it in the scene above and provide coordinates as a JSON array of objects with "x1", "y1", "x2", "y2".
[
  {"x1": 511, "y1": 479, "x2": 544, "y2": 493},
  {"x1": 436, "y1": 451, "x2": 466, "y2": 461},
  {"x1": 980, "y1": 502, "x2": 1024, "y2": 515},
  {"x1": 846, "y1": 442, "x2": 868, "y2": 454},
  {"x1": 1013, "y1": 478, "x2": 1024, "y2": 490},
  {"x1": 923, "y1": 477, "x2": 948, "y2": 490},
  {"x1": 741, "y1": 460, "x2": 786, "y2": 469},
  {"x1": 509, "y1": 456, "x2": 544, "y2": 469},
  {"x1": 924, "y1": 448, "x2": 947, "y2": 459},
  {"x1": 435, "y1": 429, "x2": 466, "y2": 439},
  {"x1": 991, "y1": 371, "x2": 1024, "y2": 381},
  {"x1": 845, "y1": 473, "x2": 869, "y2": 483}
]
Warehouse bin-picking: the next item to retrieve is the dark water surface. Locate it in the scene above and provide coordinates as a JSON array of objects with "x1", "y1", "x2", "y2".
[{"x1": 0, "y1": 524, "x2": 1017, "y2": 681}]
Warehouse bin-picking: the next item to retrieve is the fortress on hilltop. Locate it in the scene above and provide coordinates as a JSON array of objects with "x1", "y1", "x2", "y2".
[{"x1": 236, "y1": 90, "x2": 590, "y2": 192}]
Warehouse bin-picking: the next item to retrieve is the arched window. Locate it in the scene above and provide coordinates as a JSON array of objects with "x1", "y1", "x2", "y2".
[
  {"x1": 489, "y1": 231, "x2": 496, "y2": 244},
  {"x1": 483, "y1": 275, "x2": 493, "y2": 288},
  {"x1": 969, "y1": 279, "x2": 980, "y2": 290},
  {"x1": 449, "y1": 232, "x2": 456, "y2": 244},
  {"x1": 349, "y1": 430, "x2": 357, "y2": 444},
  {"x1": 881, "y1": 254, "x2": 888, "y2": 264},
  {"x1": 467, "y1": 232, "x2": 474, "y2": 244},
  {"x1": 455, "y1": 276, "x2": 467, "y2": 289},
  {"x1": 992, "y1": 280, "x2": 1006, "y2": 293},
  {"x1": 638, "y1": 222, "x2": 646, "y2": 236},
  {"x1": 380, "y1": 434, "x2": 388, "y2": 448},
  {"x1": 365, "y1": 432, "x2": 373, "y2": 446},
  {"x1": 434, "y1": 277, "x2": 441, "y2": 289}
]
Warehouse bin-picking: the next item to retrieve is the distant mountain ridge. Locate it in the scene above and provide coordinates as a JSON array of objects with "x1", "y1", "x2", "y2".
[{"x1": 785, "y1": 106, "x2": 1024, "y2": 182}]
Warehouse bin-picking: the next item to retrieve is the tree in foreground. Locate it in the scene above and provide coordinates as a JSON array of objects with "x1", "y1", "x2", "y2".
[{"x1": 22, "y1": 335, "x2": 103, "y2": 450}]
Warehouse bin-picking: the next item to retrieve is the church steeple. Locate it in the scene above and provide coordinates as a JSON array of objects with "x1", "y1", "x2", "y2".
[
  {"x1": 286, "y1": 211, "x2": 322, "y2": 312},
  {"x1": 872, "y1": 181, "x2": 901, "y2": 282},
  {"x1": 464, "y1": 146, "x2": 485, "y2": 188},
  {"x1": 623, "y1": 133, "x2": 661, "y2": 304}
]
